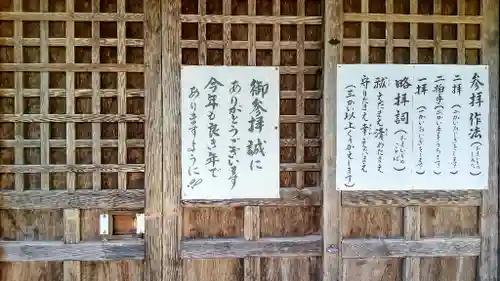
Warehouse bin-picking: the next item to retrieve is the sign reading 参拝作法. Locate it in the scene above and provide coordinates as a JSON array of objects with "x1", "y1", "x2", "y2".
[
  {"x1": 181, "y1": 66, "x2": 280, "y2": 200},
  {"x1": 336, "y1": 64, "x2": 490, "y2": 191}
]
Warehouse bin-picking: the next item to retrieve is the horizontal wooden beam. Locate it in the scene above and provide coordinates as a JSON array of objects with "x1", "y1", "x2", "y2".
[
  {"x1": 342, "y1": 190, "x2": 481, "y2": 207},
  {"x1": 0, "y1": 12, "x2": 144, "y2": 21},
  {"x1": 181, "y1": 235, "x2": 321, "y2": 259},
  {"x1": 180, "y1": 15, "x2": 322, "y2": 24},
  {"x1": 0, "y1": 236, "x2": 481, "y2": 261},
  {"x1": 0, "y1": 189, "x2": 481, "y2": 210},
  {"x1": 0, "y1": 114, "x2": 145, "y2": 123},
  {"x1": 0, "y1": 190, "x2": 144, "y2": 210},
  {"x1": 0, "y1": 63, "x2": 144, "y2": 72},
  {"x1": 0, "y1": 188, "x2": 320, "y2": 209},
  {"x1": 0, "y1": 163, "x2": 316, "y2": 173},
  {"x1": 343, "y1": 13, "x2": 482, "y2": 24},
  {"x1": 0, "y1": 240, "x2": 144, "y2": 261},
  {"x1": 342, "y1": 237, "x2": 481, "y2": 258},
  {"x1": 183, "y1": 187, "x2": 322, "y2": 207},
  {"x1": 343, "y1": 38, "x2": 482, "y2": 48}
]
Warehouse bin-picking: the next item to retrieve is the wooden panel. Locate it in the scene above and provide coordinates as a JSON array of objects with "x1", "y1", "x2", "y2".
[
  {"x1": 0, "y1": 0, "x2": 146, "y2": 280},
  {"x1": 339, "y1": 1, "x2": 497, "y2": 281},
  {"x1": 179, "y1": 0, "x2": 323, "y2": 280}
]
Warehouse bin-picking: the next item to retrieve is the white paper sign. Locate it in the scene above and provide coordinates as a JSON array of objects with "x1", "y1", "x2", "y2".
[
  {"x1": 336, "y1": 64, "x2": 489, "y2": 191},
  {"x1": 181, "y1": 66, "x2": 280, "y2": 200}
]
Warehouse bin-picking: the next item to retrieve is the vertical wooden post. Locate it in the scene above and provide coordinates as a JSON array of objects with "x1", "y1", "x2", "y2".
[
  {"x1": 162, "y1": 0, "x2": 182, "y2": 281},
  {"x1": 402, "y1": 3, "x2": 420, "y2": 281},
  {"x1": 144, "y1": 0, "x2": 164, "y2": 280},
  {"x1": 322, "y1": 0, "x2": 342, "y2": 280},
  {"x1": 64, "y1": 0, "x2": 80, "y2": 280},
  {"x1": 479, "y1": 0, "x2": 499, "y2": 280}
]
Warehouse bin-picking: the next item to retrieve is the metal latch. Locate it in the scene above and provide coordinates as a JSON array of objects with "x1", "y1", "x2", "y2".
[
  {"x1": 135, "y1": 213, "x2": 145, "y2": 234},
  {"x1": 99, "y1": 213, "x2": 109, "y2": 235}
]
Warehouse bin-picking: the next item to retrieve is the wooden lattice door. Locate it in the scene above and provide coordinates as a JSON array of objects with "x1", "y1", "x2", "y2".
[{"x1": 322, "y1": 0, "x2": 499, "y2": 280}]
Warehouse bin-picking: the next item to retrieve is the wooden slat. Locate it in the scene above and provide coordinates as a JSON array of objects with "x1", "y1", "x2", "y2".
[
  {"x1": 342, "y1": 190, "x2": 481, "y2": 206},
  {"x1": 0, "y1": 89, "x2": 146, "y2": 98},
  {"x1": 63, "y1": 0, "x2": 80, "y2": 279},
  {"x1": 0, "y1": 190, "x2": 144, "y2": 209},
  {"x1": 91, "y1": 0, "x2": 102, "y2": 192},
  {"x1": 0, "y1": 63, "x2": 144, "y2": 72},
  {"x1": 322, "y1": 0, "x2": 342, "y2": 281},
  {"x1": 0, "y1": 37, "x2": 145, "y2": 46},
  {"x1": 0, "y1": 64, "x2": 315, "y2": 74},
  {"x1": 40, "y1": 0, "x2": 50, "y2": 191},
  {"x1": 0, "y1": 12, "x2": 144, "y2": 21},
  {"x1": 0, "y1": 240, "x2": 144, "y2": 261},
  {"x1": 0, "y1": 139, "x2": 146, "y2": 147},
  {"x1": 144, "y1": 0, "x2": 164, "y2": 281},
  {"x1": 184, "y1": 187, "x2": 322, "y2": 207},
  {"x1": 162, "y1": 0, "x2": 182, "y2": 281},
  {"x1": 63, "y1": 209, "x2": 81, "y2": 281},
  {"x1": 181, "y1": 40, "x2": 323, "y2": 50},
  {"x1": 342, "y1": 38, "x2": 482, "y2": 48},
  {"x1": 12, "y1": 0, "x2": 23, "y2": 192},
  {"x1": 479, "y1": 0, "x2": 499, "y2": 279},
  {"x1": 117, "y1": 0, "x2": 127, "y2": 192},
  {"x1": 433, "y1": 0, "x2": 442, "y2": 64},
  {"x1": 0, "y1": 113, "x2": 321, "y2": 123},
  {"x1": 180, "y1": 15, "x2": 322, "y2": 24},
  {"x1": 244, "y1": 0, "x2": 260, "y2": 279},
  {"x1": 181, "y1": 236, "x2": 322, "y2": 259},
  {"x1": 343, "y1": 13, "x2": 482, "y2": 24},
  {"x1": 403, "y1": 2, "x2": 420, "y2": 281},
  {"x1": 0, "y1": 188, "x2": 484, "y2": 210},
  {"x1": 0, "y1": 188, "x2": 318, "y2": 209},
  {"x1": 244, "y1": 206, "x2": 261, "y2": 281},
  {"x1": 0, "y1": 236, "x2": 483, "y2": 261},
  {"x1": 0, "y1": 114, "x2": 144, "y2": 122},
  {"x1": 0, "y1": 164, "x2": 144, "y2": 173},
  {"x1": 342, "y1": 237, "x2": 481, "y2": 258}
]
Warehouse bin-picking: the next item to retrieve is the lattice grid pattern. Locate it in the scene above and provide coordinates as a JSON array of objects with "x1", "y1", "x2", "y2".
[{"x1": 0, "y1": 0, "x2": 145, "y2": 279}]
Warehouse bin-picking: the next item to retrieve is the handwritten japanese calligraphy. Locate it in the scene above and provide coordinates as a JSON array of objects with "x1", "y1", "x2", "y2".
[
  {"x1": 181, "y1": 66, "x2": 280, "y2": 200},
  {"x1": 336, "y1": 64, "x2": 489, "y2": 191}
]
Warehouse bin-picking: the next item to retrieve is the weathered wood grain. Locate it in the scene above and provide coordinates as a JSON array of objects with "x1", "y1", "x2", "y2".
[
  {"x1": 144, "y1": 0, "x2": 163, "y2": 281},
  {"x1": 479, "y1": 0, "x2": 499, "y2": 280},
  {"x1": 162, "y1": 0, "x2": 182, "y2": 281},
  {"x1": 179, "y1": 15, "x2": 322, "y2": 24},
  {"x1": 0, "y1": 63, "x2": 144, "y2": 72},
  {"x1": 0, "y1": 114, "x2": 144, "y2": 122},
  {"x1": 183, "y1": 187, "x2": 322, "y2": 206},
  {"x1": 0, "y1": 37, "x2": 145, "y2": 47},
  {"x1": 0, "y1": 189, "x2": 481, "y2": 209},
  {"x1": 0, "y1": 190, "x2": 144, "y2": 209},
  {"x1": 342, "y1": 237, "x2": 481, "y2": 258},
  {"x1": 0, "y1": 240, "x2": 144, "y2": 261},
  {"x1": 0, "y1": 12, "x2": 144, "y2": 21},
  {"x1": 181, "y1": 235, "x2": 322, "y2": 259},
  {"x1": 322, "y1": 0, "x2": 342, "y2": 281},
  {"x1": 342, "y1": 38, "x2": 482, "y2": 48},
  {"x1": 0, "y1": 235, "x2": 484, "y2": 262},
  {"x1": 343, "y1": 13, "x2": 482, "y2": 24},
  {"x1": 63, "y1": 209, "x2": 81, "y2": 281},
  {"x1": 342, "y1": 190, "x2": 482, "y2": 206}
]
